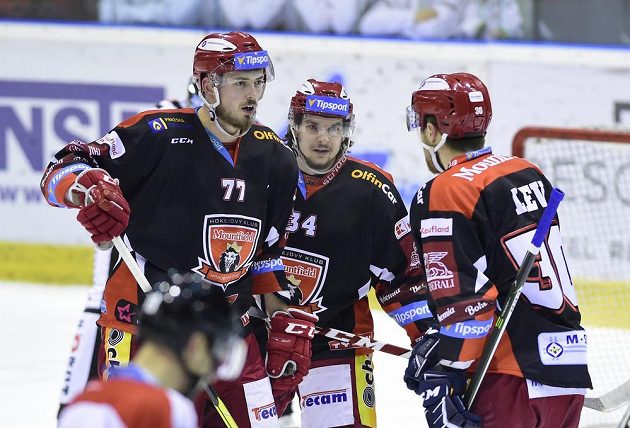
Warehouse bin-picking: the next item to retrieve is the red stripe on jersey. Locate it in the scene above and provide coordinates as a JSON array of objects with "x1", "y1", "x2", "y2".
[{"x1": 348, "y1": 156, "x2": 394, "y2": 182}]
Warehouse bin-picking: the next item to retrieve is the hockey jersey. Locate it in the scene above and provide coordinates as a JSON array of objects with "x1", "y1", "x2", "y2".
[
  {"x1": 41, "y1": 108, "x2": 298, "y2": 329},
  {"x1": 57, "y1": 364, "x2": 197, "y2": 428},
  {"x1": 283, "y1": 155, "x2": 434, "y2": 359},
  {"x1": 409, "y1": 147, "x2": 592, "y2": 388}
]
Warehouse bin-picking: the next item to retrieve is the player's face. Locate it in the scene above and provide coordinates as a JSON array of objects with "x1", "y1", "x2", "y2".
[
  {"x1": 216, "y1": 70, "x2": 266, "y2": 134},
  {"x1": 296, "y1": 114, "x2": 345, "y2": 171}
]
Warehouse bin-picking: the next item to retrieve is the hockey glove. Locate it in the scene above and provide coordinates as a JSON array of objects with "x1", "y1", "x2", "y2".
[
  {"x1": 266, "y1": 308, "x2": 318, "y2": 413},
  {"x1": 71, "y1": 168, "x2": 130, "y2": 243},
  {"x1": 404, "y1": 328, "x2": 440, "y2": 392},
  {"x1": 416, "y1": 367, "x2": 481, "y2": 428}
]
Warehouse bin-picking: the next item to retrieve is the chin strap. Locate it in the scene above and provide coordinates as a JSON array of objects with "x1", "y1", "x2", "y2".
[
  {"x1": 421, "y1": 132, "x2": 448, "y2": 173},
  {"x1": 200, "y1": 86, "x2": 249, "y2": 139}
]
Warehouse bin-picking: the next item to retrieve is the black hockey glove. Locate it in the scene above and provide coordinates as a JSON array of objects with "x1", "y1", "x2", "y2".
[
  {"x1": 404, "y1": 328, "x2": 440, "y2": 392},
  {"x1": 416, "y1": 367, "x2": 481, "y2": 428}
]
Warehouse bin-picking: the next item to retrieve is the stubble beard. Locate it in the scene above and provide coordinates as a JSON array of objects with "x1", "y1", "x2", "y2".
[{"x1": 216, "y1": 104, "x2": 255, "y2": 134}]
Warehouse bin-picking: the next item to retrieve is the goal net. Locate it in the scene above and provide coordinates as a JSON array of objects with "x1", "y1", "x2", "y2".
[{"x1": 513, "y1": 127, "x2": 630, "y2": 427}]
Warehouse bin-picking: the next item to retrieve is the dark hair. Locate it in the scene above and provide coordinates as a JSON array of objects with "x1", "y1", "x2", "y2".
[{"x1": 424, "y1": 116, "x2": 485, "y2": 153}]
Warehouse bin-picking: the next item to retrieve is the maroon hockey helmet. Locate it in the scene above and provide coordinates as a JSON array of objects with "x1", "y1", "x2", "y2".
[
  {"x1": 288, "y1": 79, "x2": 355, "y2": 137},
  {"x1": 193, "y1": 31, "x2": 275, "y2": 84},
  {"x1": 407, "y1": 72, "x2": 492, "y2": 139}
]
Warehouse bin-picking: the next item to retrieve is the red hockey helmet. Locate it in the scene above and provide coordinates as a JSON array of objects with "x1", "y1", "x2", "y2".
[
  {"x1": 407, "y1": 72, "x2": 492, "y2": 139},
  {"x1": 288, "y1": 79, "x2": 355, "y2": 137},
  {"x1": 193, "y1": 31, "x2": 275, "y2": 84}
]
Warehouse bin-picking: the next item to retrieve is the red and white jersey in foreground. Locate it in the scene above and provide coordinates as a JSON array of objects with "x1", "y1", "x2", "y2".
[{"x1": 58, "y1": 364, "x2": 197, "y2": 428}]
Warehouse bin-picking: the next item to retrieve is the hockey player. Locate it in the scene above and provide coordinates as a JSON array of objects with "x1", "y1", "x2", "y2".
[
  {"x1": 271, "y1": 79, "x2": 435, "y2": 427},
  {"x1": 58, "y1": 275, "x2": 247, "y2": 428},
  {"x1": 41, "y1": 31, "x2": 317, "y2": 427},
  {"x1": 403, "y1": 72, "x2": 591, "y2": 427},
  {"x1": 57, "y1": 78, "x2": 205, "y2": 416}
]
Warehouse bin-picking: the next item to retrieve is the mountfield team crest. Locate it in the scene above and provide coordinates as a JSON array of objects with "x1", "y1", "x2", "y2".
[
  {"x1": 194, "y1": 214, "x2": 261, "y2": 289},
  {"x1": 281, "y1": 247, "x2": 329, "y2": 314}
]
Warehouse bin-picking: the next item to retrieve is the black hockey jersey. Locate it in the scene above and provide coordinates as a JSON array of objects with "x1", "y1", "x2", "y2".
[
  {"x1": 282, "y1": 155, "x2": 433, "y2": 359},
  {"x1": 409, "y1": 147, "x2": 591, "y2": 388},
  {"x1": 41, "y1": 108, "x2": 298, "y2": 328}
]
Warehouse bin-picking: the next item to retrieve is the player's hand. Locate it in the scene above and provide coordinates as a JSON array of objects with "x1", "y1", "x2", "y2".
[
  {"x1": 266, "y1": 307, "x2": 318, "y2": 379},
  {"x1": 416, "y1": 367, "x2": 481, "y2": 428},
  {"x1": 404, "y1": 328, "x2": 440, "y2": 392},
  {"x1": 72, "y1": 169, "x2": 130, "y2": 243},
  {"x1": 266, "y1": 307, "x2": 318, "y2": 415}
]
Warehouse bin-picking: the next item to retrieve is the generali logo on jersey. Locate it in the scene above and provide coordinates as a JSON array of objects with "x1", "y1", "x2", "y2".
[
  {"x1": 281, "y1": 247, "x2": 329, "y2": 314},
  {"x1": 423, "y1": 243, "x2": 460, "y2": 298},
  {"x1": 193, "y1": 214, "x2": 261, "y2": 290}
]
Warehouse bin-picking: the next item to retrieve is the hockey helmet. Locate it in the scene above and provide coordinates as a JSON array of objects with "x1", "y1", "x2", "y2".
[
  {"x1": 406, "y1": 72, "x2": 492, "y2": 139},
  {"x1": 139, "y1": 274, "x2": 246, "y2": 381},
  {"x1": 193, "y1": 31, "x2": 275, "y2": 85},
  {"x1": 288, "y1": 79, "x2": 355, "y2": 138}
]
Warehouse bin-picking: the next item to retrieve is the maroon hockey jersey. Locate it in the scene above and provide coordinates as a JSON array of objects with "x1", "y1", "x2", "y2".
[
  {"x1": 409, "y1": 147, "x2": 591, "y2": 388},
  {"x1": 282, "y1": 155, "x2": 434, "y2": 359},
  {"x1": 41, "y1": 108, "x2": 298, "y2": 329}
]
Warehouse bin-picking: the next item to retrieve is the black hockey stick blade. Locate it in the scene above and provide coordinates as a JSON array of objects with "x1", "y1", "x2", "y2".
[{"x1": 583, "y1": 380, "x2": 630, "y2": 412}]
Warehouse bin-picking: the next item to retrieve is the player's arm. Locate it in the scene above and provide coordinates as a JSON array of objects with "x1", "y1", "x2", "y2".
[
  {"x1": 40, "y1": 116, "x2": 159, "y2": 243},
  {"x1": 250, "y1": 143, "x2": 299, "y2": 296},
  {"x1": 404, "y1": 184, "x2": 485, "y2": 428},
  {"x1": 370, "y1": 176, "x2": 437, "y2": 344}
]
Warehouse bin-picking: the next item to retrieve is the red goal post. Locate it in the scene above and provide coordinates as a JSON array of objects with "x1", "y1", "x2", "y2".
[{"x1": 512, "y1": 126, "x2": 630, "y2": 426}]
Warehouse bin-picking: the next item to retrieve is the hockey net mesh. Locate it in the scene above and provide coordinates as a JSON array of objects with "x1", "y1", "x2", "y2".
[{"x1": 513, "y1": 127, "x2": 630, "y2": 427}]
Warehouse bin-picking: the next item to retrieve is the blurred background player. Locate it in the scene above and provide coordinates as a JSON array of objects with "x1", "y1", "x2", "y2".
[
  {"x1": 268, "y1": 78, "x2": 435, "y2": 427},
  {"x1": 403, "y1": 72, "x2": 591, "y2": 428},
  {"x1": 56, "y1": 77, "x2": 204, "y2": 415},
  {"x1": 58, "y1": 275, "x2": 246, "y2": 428},
  {"x1": 41, "y1": 31, "x2": 316, "y2": 427}
]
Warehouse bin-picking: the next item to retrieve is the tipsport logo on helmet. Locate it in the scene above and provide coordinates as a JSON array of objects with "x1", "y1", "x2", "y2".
[
  {"x1": 234, "y1": 51, "x2": 270, "y2": 70},
  {"x1": 305, "y1": 95, "x2": 350, "y2": 117}
]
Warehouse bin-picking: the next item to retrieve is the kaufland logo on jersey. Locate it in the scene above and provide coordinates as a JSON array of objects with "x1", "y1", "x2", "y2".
[
  {"x1": 234, "y1": 51, "x2": 270, "y2": 70},
  {"x1": 420, "y1": 218, "x2": 452, "y2": 238},
  {"x1": 305, "y1": 95, "x2": 350, "y2": 117}
]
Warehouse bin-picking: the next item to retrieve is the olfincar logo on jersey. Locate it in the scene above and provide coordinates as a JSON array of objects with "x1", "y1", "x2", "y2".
[
  {"x1": 420, "y1": 218, "x2": 452, "y2": 237},
  {"x1": 301, "y1": 388, "x2": 348, "y2": 408},
  {"x1": 305, "y1": 95, "x2": 350, "y2": 116},
  {"x1": 350, "y1": 169, "x2": 398, "y2": 204},
  {"x1": 234, "y1": 51, "x2": 270, "y2": 70},
  {"x1": 252, "y1": 402, "x2": 277, "y2": 421}
]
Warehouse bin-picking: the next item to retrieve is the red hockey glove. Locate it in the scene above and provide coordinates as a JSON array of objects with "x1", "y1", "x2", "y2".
[
  {"x1": 266, "y1": 308, "x2": 318, "y2": 412},
  {"x1": 72, "y1": 169, "x2": 130, "y2": 243}
]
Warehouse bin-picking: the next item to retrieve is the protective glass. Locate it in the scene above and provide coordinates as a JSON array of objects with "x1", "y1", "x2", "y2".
[
  {"x1": 406, "y1": 105, "x2": 421, "y2": 132},
  {"x1": 299, "y1": 121, "x2": 346, "y2": 138},
  {"x1": 213, "y1": 334, "x2": 247, "y2": 381}
]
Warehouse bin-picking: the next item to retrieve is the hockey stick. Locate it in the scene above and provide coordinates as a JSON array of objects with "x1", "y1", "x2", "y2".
[
  {"x1": 316, "y1": 326, "x2": 411, "y2": 358},
  {"x1": 111, "y1": 237, "x2": 152, "y2": 293},
  {"x1": 464, "y1": 188, "x2": 565, "y2": 409},
  {"x1": 247, "y1": 306, "x2": 412, "y2": 358},
  {"x1": 202, "y1": 384, "x2": 239, "y2": 428},
  {"x1": 583, "y1": 379, "x2": 630, "y2": 412},
  {"x1": 111, "y1": 236, "x2": 238, "y2": 428}
]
